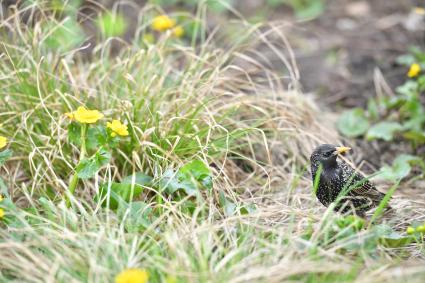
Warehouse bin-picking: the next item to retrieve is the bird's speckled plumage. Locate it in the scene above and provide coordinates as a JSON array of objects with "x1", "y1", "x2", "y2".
[{"x1": 310, "y1": 144, "x2": 385, "y2": 216}]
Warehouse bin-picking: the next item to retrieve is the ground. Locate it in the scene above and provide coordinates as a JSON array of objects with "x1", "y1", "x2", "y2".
[{"x1": 0, "y1": 1, "x2": 424, "y2": 282}]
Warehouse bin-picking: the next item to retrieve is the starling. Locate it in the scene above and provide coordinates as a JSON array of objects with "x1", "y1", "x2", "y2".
[{"x1": 310, "y1": 144, "x2": 386, "y2": 216}]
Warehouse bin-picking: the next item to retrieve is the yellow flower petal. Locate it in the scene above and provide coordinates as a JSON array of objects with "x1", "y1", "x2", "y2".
[
  {"x1": 151, "y1": 15, "x2": 176, "y2": 32},
  {"x1": 107, "y1": 120, "x2": 129, "y2": 137},
  {"x1": 0, "y1": 136, "x2": 7, "y2": 149},
  {"x1": 407, "y1": 63, "x2": 421, "y2": 78},
  {"x1": 172, "y1": 26, "x2": 184, "y2": 38},
  {"x1": 66, "y1": 107, "x2": 104, "y2": 124},
  {"x1": 0, "y1": 208, "x2": 4, "y2": 219},
  {"x1": 115, "y1": 268, "x2": 148, "y2": 283}
]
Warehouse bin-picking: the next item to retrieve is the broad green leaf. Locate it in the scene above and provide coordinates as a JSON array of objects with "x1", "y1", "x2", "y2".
[
  {"x1": 76, "y1": 148, "x2": 111, "y2": 179},
  {"x1": 377, "y1": 155, "x2": 419, "y2": 181},
  {"x1": 44, "y1": 17, "x2": 85, "y2": 52},
  {"x1": 403, "y1": 116, "x2": 425, "y2": 132},
  {"x1": 160, "y1": 160, "x2": 212, "y2": 196},
  {"x1": 337, "y1": 108, "x2": 369, "y2": 138},
  {"x1": 180, "y1": 160, "x2": 210, "y2": 178},
  {"x1": 97, "y1": 183, "x2": 143, "y2": 209},
  {"x1": 219, "y1": 191, "x2": 237, "y2": 216},
  {"x1": 396, "y1": 80, "x2": 418, "y2": 96},
  {"x1": 294, "y1": 0, "x2": 324, "y2": 20},
  {"x1": 378, "y1": 232, "x2": 413, "y2": 248},
  {"x1": 0, "y1": 149, "x2": 12, "y2": 166},
  {"x1": 96, "y1": 12, "x2": 127, "y2": 37},
  {"x1": 403, "y1": 131, "x2": 425, "y2": 144},
  {"x1": 86, "y1": 126, "x2": 108, "y2": 150},
  {"x1": 367, "y1": 98, "x2": 379, "y2": 121},
  {"x1": 118, "y1": 201, "x2": 154, "y2": 232},
  {"x1": 206, "y1": 0, "x2": 234, "y2": 13},
  {"x1": 96, "y1": 173, "x2": 152, "y2": 209},
  {"x1": 160, "y1": 169, "x2": 198, "y2": 196},
  {"x1": 51, "y1": 0, "x2": 81, "y2": 14},
  {"x1": 367, "y1": 122, "x2": 402, "y2": 141},
  {"x1": 395, "y1": 54, "x2": 415, "y2": 66},
  {"x1": 122, "y1": 172, "x2": 153, "y2": 186},
  {"x1": 68, "y1": 122, "x2": 81, "y2": 145}
]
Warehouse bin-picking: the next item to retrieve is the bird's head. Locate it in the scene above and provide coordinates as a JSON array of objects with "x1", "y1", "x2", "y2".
[{"x1": 310, "y1": 144, "x2": 351, "y2": 169}]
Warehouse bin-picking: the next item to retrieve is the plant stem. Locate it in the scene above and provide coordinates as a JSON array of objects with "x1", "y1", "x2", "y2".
[{"x1": 66, "y1": 124, "x2": 87, "y2": 207}]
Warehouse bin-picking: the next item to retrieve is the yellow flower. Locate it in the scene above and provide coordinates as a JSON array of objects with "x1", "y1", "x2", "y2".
[
  {"x1": 172, "y1": 26, "x2": 184, "y2": 38},
  {"x1": 414, "y1": 7, "x2": 425, "y2": 15},
  {"x1": 0, "y1": 208, "x2": 4, "y2": 219},
  {"x1": 407, "y1": 63, "x2": 421, "y2": 78},
  {"x1": 151, "y1": 15, "x2": 176, "y2": 32},
  {"x1": 66, "y1": 107, "x2": 104, "y2": 124},
  {"x1": 107, "y1": 120, "x2": 129, "y2": 137},
  {"x1": 115, "y1": 268, "x2": 148, "y2": 283},
  {"x1": 0, "y1": 136, "x2": 7, "y2": 149}
]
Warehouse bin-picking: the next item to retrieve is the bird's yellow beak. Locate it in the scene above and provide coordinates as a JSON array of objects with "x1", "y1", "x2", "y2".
[{"x1": 333, "y1": 146, "x2": 351, "y2": 155}]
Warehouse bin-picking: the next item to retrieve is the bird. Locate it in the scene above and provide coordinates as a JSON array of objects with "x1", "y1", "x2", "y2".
[{"x1": 310, "y1": 144, "x2": 386, "y2": 217}]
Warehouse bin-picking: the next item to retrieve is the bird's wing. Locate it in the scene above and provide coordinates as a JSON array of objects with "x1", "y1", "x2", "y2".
[{"x1": 340, "y1": 162, "x2": 385, "y2": 204}]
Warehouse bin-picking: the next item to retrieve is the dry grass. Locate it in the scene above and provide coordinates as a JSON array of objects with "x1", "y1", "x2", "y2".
[{"x1": 0, "y1": 1, "x2": 424, "y2": 282}]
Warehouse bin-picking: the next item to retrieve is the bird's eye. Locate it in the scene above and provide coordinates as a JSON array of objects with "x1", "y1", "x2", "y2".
[{"x1": 323, "y1": 151, "x2": 333, "y2": 157}]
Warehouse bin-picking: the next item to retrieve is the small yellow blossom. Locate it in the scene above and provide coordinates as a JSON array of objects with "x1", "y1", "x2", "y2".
[
  {"x1": 115, "y1": 268, "x2": 148, "y2": 283},
  {"x1": 0, "y1": 208, "x2": 4, "y2": 219},
  {"x1": 0, "y1": 136, "x2": 7, "y2": 149},
  {"x1": 407, "y1": 63, "x2": 421, "y2": 78},
  {"x1": 172, "y1": 26, "x2": 184, "y2": 38},
  {"x1": 414, "y1": 7, "x2": 425, "y2": 15},
  {"x1": 406, "y1": 226, "x2": 415, "y2": 234},
  {"x1": 151, "y1": 15, "x2": 176, "y2": 32},
  {"x1": 66, "y1": 106, "x2": 104, "y2": 124},
  {"x1": 107, "y1": 120, "x2": 129, "y2": 137}
]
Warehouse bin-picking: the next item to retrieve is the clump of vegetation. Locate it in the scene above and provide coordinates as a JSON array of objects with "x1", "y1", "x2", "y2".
[
  {"x1": 0, "y1": 1, "x2": 424, "y2": 282},
  {"x1": 338, "y1": 47, "x2": 425, "y2": 181}
]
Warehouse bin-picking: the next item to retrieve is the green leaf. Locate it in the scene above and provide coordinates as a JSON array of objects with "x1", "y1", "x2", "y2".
[
  {"x1": 295, "y1": 0, "x2": 324, "y2": 20},
  {"x1": 96, "y1": 173, "x2": 152, "y2": 209},
  {"x1": 97, "y1": 183, "x2": 142, "y2": 209},
  {"x1": 206, "y1": 0, "x2": 234, "y2": 13},
  {"x1": 337, "y1": 108, "x2": 370, "y2": 138},
  {"x1": 396, "y1": 80, "x2": 418, "y2": 96},
  {"x1": 76, "y1": 148, "x2": 111, "y2": 179},
  {"x1": 122, "y1": 172, "x2": 153, "y2": 186},
  {"x1": 180, "y1": 159, "x2": 211, "y2": 185},
  {"x1": 160, "y1": 169, "x2": 198, "y2": 196},
  {"x1": 160, "y1": 160, "x2": 212, "y2": 196},
  {"x1": 86, "y1": 126, "x2": 108, "y2": 151},
  {"x1": 96, "y1": 12, "x2": 127, "y2": 37},
  {"x1": 0, "y1": 150, "x2": 12, "y2": 166},
  {"x1": 377, "y1": 155, "x2": 420, "y2": 181},
  {"x1": 117, "y1": 201, "x2": 154, "y2": 232},
  {"x1": 396, "y1": 54, "x2": 415, "y2": 66},
  {"x1": 68, "y1": 122, "x2": 81, "y2": 145},
  {"x1": 378, "y1": 232, "x2": 413, "y2": 248},
  {"x1": 219, "y1": 191, "x2": 237, "y2": 216},
  {"x1": 367, "y1": 122, "x2": 402, "y2": 141},
  {"x1": 367, "y1": 98, "x2": 379, "y2": 121},
  {"x1": 403, "y1": 131, "x2": 425, "y2": 144},
  {"x1": 44, "y1": 17, "x2": 85, "y2": 52}
]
